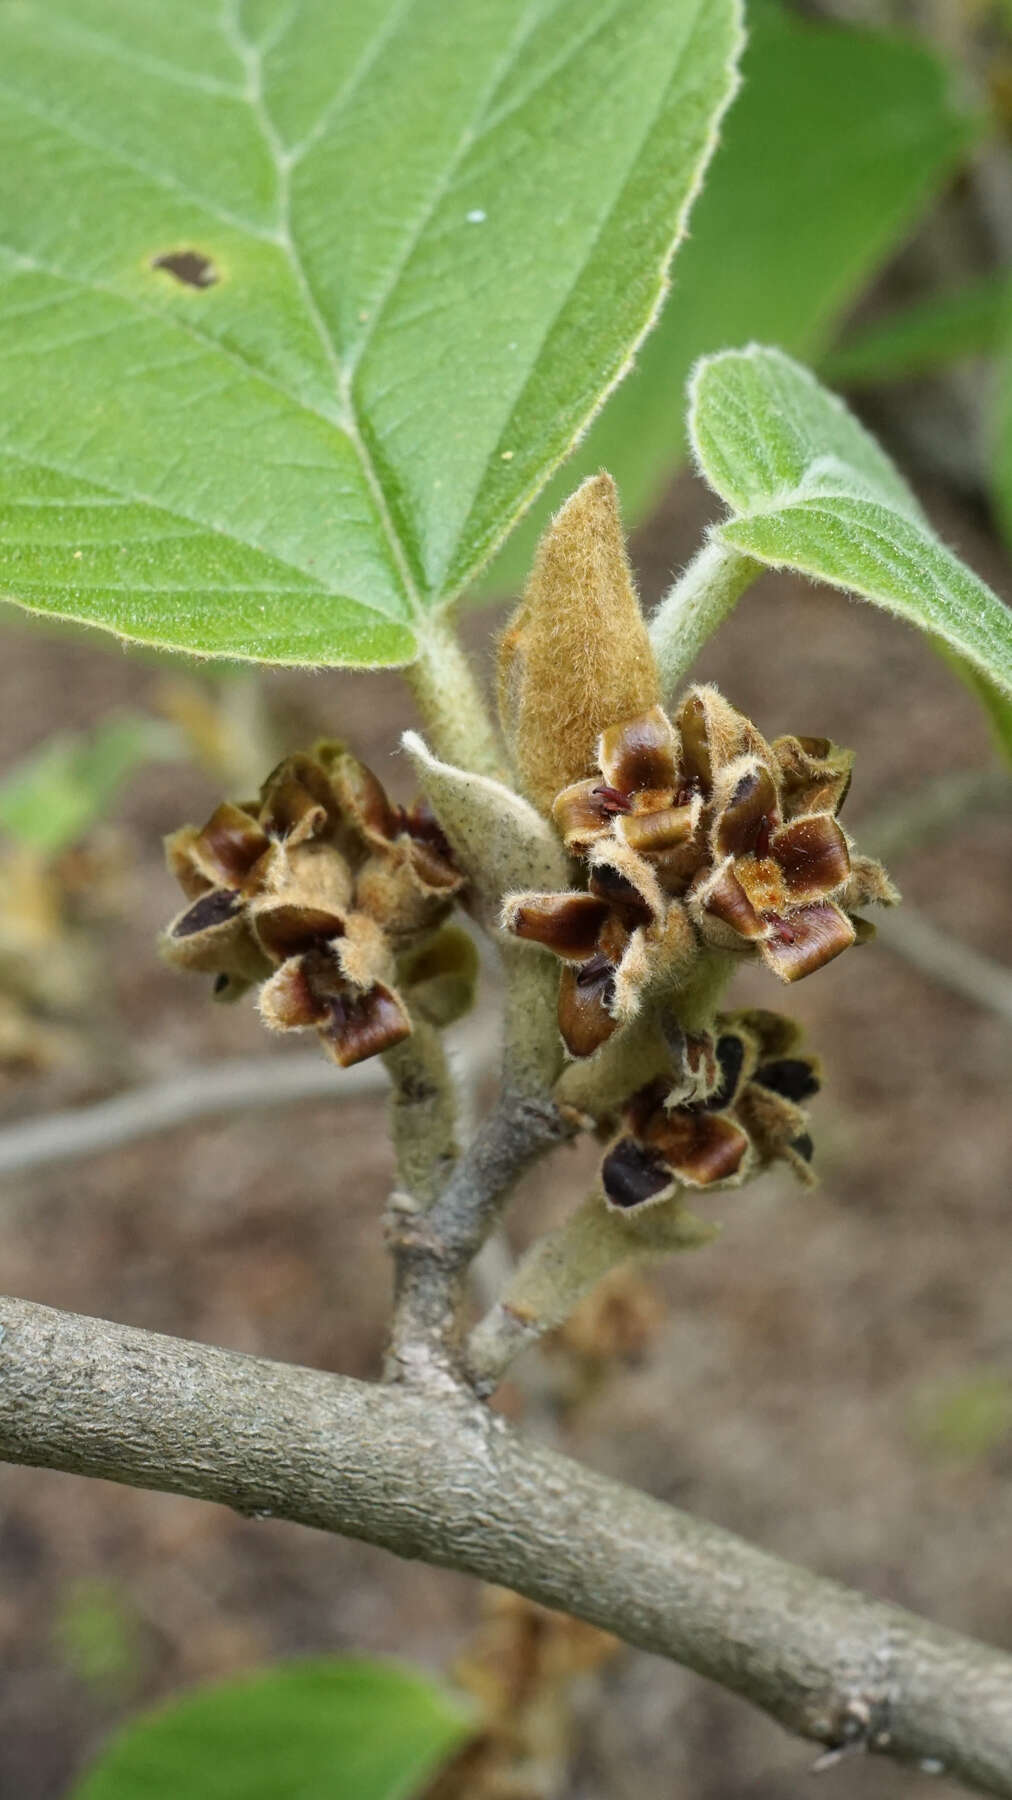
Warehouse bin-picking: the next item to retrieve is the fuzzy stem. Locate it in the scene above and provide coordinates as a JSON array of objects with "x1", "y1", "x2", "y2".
[
  {"x1": 649, "y1": 538, "x2": 761, "y2": 700},
  {"x1": 404, "y1": 615, "x2": 503, "y2": 777},
  {"x1": 382, "y1": 1019, "x2": 458, "y2": 1212},
  {"x1": 465, "y1": 1188, "x2": 715, "y2": 1395}
]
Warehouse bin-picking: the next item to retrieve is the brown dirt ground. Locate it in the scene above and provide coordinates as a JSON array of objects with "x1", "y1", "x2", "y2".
[{"x1": 0, "y1": 468, "x2": 1009, "y2": 1800}]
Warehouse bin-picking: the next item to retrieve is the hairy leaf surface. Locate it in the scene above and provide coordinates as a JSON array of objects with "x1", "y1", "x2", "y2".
[{"x1": 0, "y1": 0, "x2": 740, "y2": 664}]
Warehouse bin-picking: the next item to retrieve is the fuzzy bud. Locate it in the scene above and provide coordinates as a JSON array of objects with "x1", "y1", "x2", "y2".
[{"x1": 497, "y1": 473, "x2": 660, "y2": 814}]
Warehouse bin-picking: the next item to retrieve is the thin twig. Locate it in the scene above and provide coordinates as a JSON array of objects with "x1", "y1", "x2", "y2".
[
  {"x1": 0, "y1": 1020, "x2": 496, "y2": 1180},
  {"x1": 2, "y1": 1296, "x2": 1011, "y2": 1798},
  {"x1": 873, "y1": 908, "x2": 1012, "y2": 1025}
]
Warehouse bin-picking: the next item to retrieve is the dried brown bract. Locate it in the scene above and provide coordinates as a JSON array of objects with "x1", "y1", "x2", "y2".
[
  {"x1": 161, "y1": 745, "x2": 466, "y2": 1066},
  {"x1": 504, "y1": 686, "x2": 897, "y2": 1057},
  {"x1": 601, "y1": 1009, "x2": 820, "y2": 1209}
]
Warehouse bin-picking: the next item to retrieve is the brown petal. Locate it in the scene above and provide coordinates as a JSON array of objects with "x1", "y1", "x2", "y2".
[
  {"x1": 503, "y1": 891, "x2": 613, "y2": 960},
  {"x1": 617, "y1": 800, "x2": 698, "y2": 856},
  {"x1": 676, "y1": 685, "x2": 767, "y2": 791},
  {"x1": 734, "y1": 1080, "x2": 814, "y2": 1186},
  {"x1": 558, "y1": 958, "x2": 619, "y2": 1058},
  {"x1": 840, "y1": 854, "x2": 900, "y2": 911},
  {"x1": 700, "y1": 1032, "x2": 748, "y2": 1110},
  {"x1": 162, "y1": 890, "x2": 271, "y2": 983},
  {"x1": 327, "y1": 748, "x2": 400, "y2": 848},
  {"x1": 771, "y1": 734, "x2": 853, "y2": 818},
  {"x1": 754, "y1": 1056, "x2": 821, "y2": 1102},
  {"x1": 318, "y1": 981, "x2": 412, "y2": 1066},
  {"x1": 598, "y1": 705, "x2": 679, "y2": 795},
  {"x1": 407, "y1": 835, "x2": 464, "y2": 894},
  {"x1": 601, "y1": 1137, "x2": 677, "y2": 1210},
  {"x1": 258, "y1": 754, "x2": 338, "y2": 844},
  {"x1": 691, "y1": 859, "x2": 767, "y2": 943},
  {"x1": 258, "y1": 955, "x2": 327, "y2": 1030},
  {"x1": 771, "y1": 813, "x2": 850, "y2": 902},
  {"x1": 552, "y1": 779, "x2": 615, "y2": 851},
  {"x1": 643, "y1": 1108, "x2": 750, "y2": 1188},
  {"x1": 759, "y1": 901, "x2": 856, "y2": 982},
  {"x1": 713, "y1": 758, "x2": 779, "y2": 860},
  {"x1": 587, "y1": 860, "x2": 654, "y2": 929},
  {"x1": 251, "y1": 900, "x2": 347, "y2": 962},
  {"x1": 728, "y1": 1008, "x2": 802, "y2": 1060}
]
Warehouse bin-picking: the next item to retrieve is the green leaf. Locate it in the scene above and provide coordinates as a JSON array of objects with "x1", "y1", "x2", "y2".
[
  {"x1": 0, "y1": 0, "x2": 741, "y2": 666},
  {"x1": 483, "y1": 0, "x2": 977, "y2": 592},
  {"x1": 690, "y1": 345, "x2": 1012, "y2": 697},
  {"x1": 0, "y1": 713, "x2": 178, "y2": 853},
  {"x1": 823, "y1": 271, "x2": 1012, "y2": 387},
  {"x1": 71, "y1": 1657, "x2": 471, "y2": 1800}
]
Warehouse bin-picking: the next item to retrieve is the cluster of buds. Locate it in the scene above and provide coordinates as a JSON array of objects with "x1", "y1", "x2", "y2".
[
  {"x1": 601, "y1": 1009, "x2": 820, "y2": 1210},
  {"x1": 161, "y1": 745, "x2": 469, "y2": 1066}
]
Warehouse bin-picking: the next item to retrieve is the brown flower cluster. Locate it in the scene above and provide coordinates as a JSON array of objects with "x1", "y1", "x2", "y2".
[
  {"x1": 161, "y1": 745, "x2": 466, "y2": 1066},
  {"x1": 601, "y1": 1009, "x2": 820, "y2": 1209},
  {"x1": 504, "y1": 685, "x2": 897, "y2": 1058}
]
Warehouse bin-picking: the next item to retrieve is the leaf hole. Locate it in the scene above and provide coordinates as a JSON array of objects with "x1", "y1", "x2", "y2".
[{"x1": 151, "y1": 249, "x2": 219, "y2": 289}]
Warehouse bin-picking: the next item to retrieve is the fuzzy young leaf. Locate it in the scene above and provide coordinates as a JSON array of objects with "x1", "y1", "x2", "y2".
[
  {"x1": 0, "y1": 0, "x2": 741, "y2": 667},
  {"x1": 691, "y1": 346, "x2": 1012, "y2": 697},
  {"x1": 71, "y1": 1657, "x2": 470, "y2": 1800}
]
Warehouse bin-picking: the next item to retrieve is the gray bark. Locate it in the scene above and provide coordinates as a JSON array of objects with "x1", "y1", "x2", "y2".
[{"x1": 2, "y1": 1295, "x2": 1011, "y2": 1795}]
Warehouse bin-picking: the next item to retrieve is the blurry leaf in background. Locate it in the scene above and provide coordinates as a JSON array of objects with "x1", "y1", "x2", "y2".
[
  {"x1": 691, "y1": 346, "x2": 1012, "y2": 697},
  {"x1": 910, "y1": 1370, "x2": 1012, "y2": 1467},
  {"x1": 0, "y1": 715, "x2": 179, "y2": 856},
  {"x1": 992, "y1": 335, "x2": 1012, "y2": 549},
  {"x1": 55, "y1": 1579, "x2": 145, "y2": 1702},
  {"x1": 483, "y1": 0, "x2": 978, "y2": 595},
  {"x1": 0, "y1": 0, "x2": 741, "y2": 667},
  {"x1": 71, "y1": 1657, "x2": 472, "y2": 1800},
  {"x1": 823, "y1": 271, "x2": 1012, "y2": 385}
]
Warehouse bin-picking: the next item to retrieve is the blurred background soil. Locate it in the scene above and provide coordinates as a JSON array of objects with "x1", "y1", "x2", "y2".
[{"x1": 0, "y1": 463, "x2": 1010, "y2": 1799}]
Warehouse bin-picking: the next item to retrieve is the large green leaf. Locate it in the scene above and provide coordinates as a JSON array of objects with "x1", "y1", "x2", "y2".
[
  {"x1": 690, "y1": 345, "x2": 1012, "y2": 694},
  {"x1": 71, "y1": 1657, "x2": 471, "y2": 1800},
  {"x1": 483, "y1": 0, "x2": 976, "y2": 593},
  {"x1": 0, "y1": 0, "x2": 741, "y2": 665}
]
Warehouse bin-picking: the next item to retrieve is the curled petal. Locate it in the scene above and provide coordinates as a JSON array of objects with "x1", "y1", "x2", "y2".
[
  {"x1": 251, "y1": 899, "x2": 347, "y2": 963},
  {"x1": 588, "y1": 860, "x2": 655, "y2": 929},
  {"x1": 258, "y1": 955, "x2": 327, "y2": 1030},
  {"x1": 771, "y1": 734, "x2": 853, "y2": 818},
  {"x1": 598, "y1": 705, "x2": 679, "y2": 796},
  {"x1": 162, "y1": 889, "x2": 272, "y2": 983},
  {"x1": 321, "y1": 743, "x2": 399, "y2": 848},
  {"x1": 759, "y1": 900, "x2": 856, "y2": 982},
  {"x1": 166, "y1": 803, "x2": 270, "y2": 899},
  {"x1": 727, "y1": 1007, "x2": 802, "y2": 1060},
  {"x1": 319, "y1": 982, "x2": 412, "y2": 1066},
  {"x1": 643, "y1": 1108, "x2": 750, "y2": 1188},
  {"x1": 552, "y1": 779, "x2": 615, "y2": 852},
  {"x1": 676, "y1": 685, "x2": 767, "y2": 792},
  {"x1": 616, "y1": 797, "x2": 699, "y2": 856},
  {"x1": 712, "y1": 757, "x2": 780, "y2": 860},
  {"x1": 691, "y1": 858, "x2": 767, "y2": 946},
  {"x1": 558, "y1": 957, "x2": 619, "y2": 1058},
  {"x1": 699, "y1": 1032, "x2": 748, "y2": 1111},
  {"x1": 258, "y1": 754, "x2": 338, "y2": 845},
  {"x1": 601, "y1": 1137, "x2": 677, "y2": 1210},
  {"x1": 354, "y1": 847, "x2": 458, "y2": 937},
  {"x1": 503, "y1": 891, "x2": 613, "y2": 961},
  {"x1": 754, "y1": 1056, "x2": 821, "y2": 1102},
  {"x1": 841, "y1": 854, "x2": 900, "y2": 912},
  {"x1": 334, "y1": 909, "x2": 396, "y2": 990},
  {"x1": 770, "y1": 813, "x2": 850, "y2": 902},
  {"x1": 587, "y1": 837, "x2": 665, "y2": 922},
  {"x1": 735, "y1": 1080, "x2": 814, "y2": 1185}
]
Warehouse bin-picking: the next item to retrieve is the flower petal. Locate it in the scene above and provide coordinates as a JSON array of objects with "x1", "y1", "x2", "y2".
[
  {"x1": 558, "y1": 957, "x2": 618, "y2": 1057},
  {"x1": 318, "y1": 981, "x2": 412, "y2": 1066},
  {"x1": 598, "y1": 705, "x2": 679, "y2": 795},
  {"x1": 617, "y1": 799, "x2": 698, "y2": 856},
  {"x1": 601, "y1": 1137, "x2": 677, "y2": 1210},
  {"x1": 840, "y1": 854, "x2": 900, "y2": 911},
  {"x1": 258, "y1": 754, "x2": 338, "y2": 844},
  {"x1": 754, "y1": 1056, "x2": 821, "y2": 1102},
  {"x1": 770, "y1": 813, "x2": 850, "y2": 902},
  {"x1": 676, "y1": 686, "x2": 767, "y2": 791},
  {"x1": 712, "y1": 757, "x2": 780, "y2": 860},
  {"x1": 552, "y1": 779, "x2": 615, "y2": 851},
  {"x1": 759, "y1": 901, "x2": 856, "y2": 982},
  {"x1": 691, "y1": 858, "x2": 767, "y2": 944},
  {"x1": 162, "y1": 889, "x2": 271, "y2": 983},
  {"x1": 643, "y1": 1108, "x2": 750, "y2": 1188},
  {"x1": 771, "y1": 734, "x2": 853, "y2": 818},
  {"x1": 503, "y1": 891, "x2": 613, "y2": 960}
]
